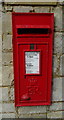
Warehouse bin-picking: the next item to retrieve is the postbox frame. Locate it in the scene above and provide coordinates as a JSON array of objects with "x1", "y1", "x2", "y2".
[{"x1": 12, "y1": 13, "x2": 54, "y2": 106}]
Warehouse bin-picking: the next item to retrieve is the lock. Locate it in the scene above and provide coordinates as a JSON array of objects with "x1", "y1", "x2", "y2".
[{"x1": 12, "y1": 13, "x2": 54, "y2": 106}]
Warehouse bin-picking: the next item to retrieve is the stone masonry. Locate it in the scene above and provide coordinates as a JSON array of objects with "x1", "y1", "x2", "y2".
[{"x1": 0, "y1": 0, "x2": 64, "y2": 119}]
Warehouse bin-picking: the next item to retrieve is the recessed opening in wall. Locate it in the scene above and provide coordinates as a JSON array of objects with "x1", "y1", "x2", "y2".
[{"x1": 17, "y1": 28, "x2": 49, "y2": 34}]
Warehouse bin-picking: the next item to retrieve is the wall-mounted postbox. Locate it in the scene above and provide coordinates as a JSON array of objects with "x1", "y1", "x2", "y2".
[{"x1": 12, "y1": 13, "x2": 54, "y2": 106}]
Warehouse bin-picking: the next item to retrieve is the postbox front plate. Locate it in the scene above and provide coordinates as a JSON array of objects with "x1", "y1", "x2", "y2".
[{"x1": 12, "y1": 13, "x2": 54, "y2": 106}]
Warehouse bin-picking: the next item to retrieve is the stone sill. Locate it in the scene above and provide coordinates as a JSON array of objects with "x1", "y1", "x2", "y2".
[{"x1": 3, "y1": 1, "x2": 58, "y2": 6}]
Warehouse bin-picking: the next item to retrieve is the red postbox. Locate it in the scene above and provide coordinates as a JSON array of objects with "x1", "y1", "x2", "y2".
[{"x1": 12, "y1": 13, "x2": 54, "y2": 106}]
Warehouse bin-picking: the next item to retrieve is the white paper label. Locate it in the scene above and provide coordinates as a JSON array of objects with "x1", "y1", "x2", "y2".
[{"x1": 25, "y1": 52, "x2": 40, "y2": 74}]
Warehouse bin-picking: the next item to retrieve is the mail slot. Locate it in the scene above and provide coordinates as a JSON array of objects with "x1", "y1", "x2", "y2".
[{"x1": 12, "y1": 13, "x2": 54, "y2": 106}]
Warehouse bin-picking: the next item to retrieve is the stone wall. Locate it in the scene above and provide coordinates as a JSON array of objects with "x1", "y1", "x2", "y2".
[{"x1": 0, "y1": 1, "x2": 64, "y2": 119}]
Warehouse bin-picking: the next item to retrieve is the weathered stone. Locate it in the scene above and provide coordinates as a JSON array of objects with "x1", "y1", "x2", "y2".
[
  {"x1": 34, "y1": 6, "x2": 50, "y2": 13},
  {"x1": 2, "y1": 87, "x2": 8, "y2": 101},
  {"x1": 62, "y1": 111, "x2": 64, "y2": 118},
  {"x1": 4, "y1": 0, "x2": 57, "y2": 3},
  {"x1": 2, "y1": 12, "x2": 12, "y2": 34},
  {"x1": 0, "y1": 3, "x2": 2, "y2": 36},
  {"x1": 60, "y1": 55, "x2": 64, "y2": 76},
  {"x1": 0, "y1": 87, "x2": 2, "y2": 102},
  {"x1": 2, "y1": 52, "x2": 13, "y2": 66},
  {"x1": 47, "y1": 102, "x2": 62, "y2": 111},
  {"x1": 18, "y1": 106, "x2": 46, "y2": 115},
  {"x1": 2, "y1": 103, "x2": 15, "y2": 113},
  {"x1": 0, "y1": 104, "x2": 2, "y2": 112},
  {"x1": 0, "y1": 114, "x2": 2, "y2": 120},
  {"x1": 53, "y1": 55, "x2": 58, "y2": 75},
  {"x1": 0, "y1": 35, "x2": 2, "y2": 65},
  {"x1": 62, "y1": 33, "x2": 64, "y2": 54},
  {"x1": 2, "y1": 113, "x2": 15, "y2": 118},
  {"x1": 0, "y1": 35, "x2": 2, "y2": 87},
  {"x1": 2, "y1": 66, "x2": 14, "y2": 86},
  {"x1": 19, "y1": 113, "x2": 47, "y2": 118},
  {"x1": 2, "y1": 35, "x2": 12, "y2": 50},
  {"x1": 0, "y1": 12, "x2": 2, "y2": 35},
  {"x1": 14, "y1": 6, "x2": 33, "y2": 12},
  {"x1": 51, "y1": 6, "x2": 62, "y2": 31},
  {"x1": 9, "y1": 87, "x2": 14, "y2": 101},
  {"x1": 52, "y1": 77, "x2": 62, "y2": 101},
  {"x1": 0, "y1": 67, "x2": 2, "y2": 86},
  {"x1": 54, "y1": 32, "x2": 62, "y2": 54},
  {"x1": 47, "y1": 111, "x2": 62, "y2": 118},
  {"x1": 62, "y1": 78, "x2": 64, "y2": 102}
]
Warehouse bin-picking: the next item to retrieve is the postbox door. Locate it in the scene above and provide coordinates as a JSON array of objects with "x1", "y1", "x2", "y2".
[{"x1": 17, "y1": 42, "x2": 49, "y2": 105}]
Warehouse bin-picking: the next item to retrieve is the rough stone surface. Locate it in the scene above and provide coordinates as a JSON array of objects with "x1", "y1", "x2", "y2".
[
  {"x1": 14, "y1": 6, "x2": 33, "y2": 12},
  {"x1": 47, "y1": 102, "x2": 62, "y2": 111},
  {"x1": 60, "y1": 54, "x2": 64, "y2": 76},
  {"x1": 0, "y1": 87, "x2": 2, "y2": 102},
  {"x1": 2, "y1": 66, "x2": 14, "y2": 86},
  {"x1": 47, "y1": 111, "x2": 62, "y2": 118},
  {"x1": 2, "y1": 103, "x2": 15, "y2": 113},
  {"x1": 19, "y1": 113, "x2": 47, "y2": 118},
  {"x1": 62, "y1": 78, "x2": 64, "y2": 102},
  {"x1": 0, "y1": 114, "x2": 2, "y2": 120},
  {"x1": 34, "y1": 7, "x2": 50, "y2": 13},
  {"x1": 0, "y1": 35, "x2": 2, "y2": 64},
  {"x1": 2, "y1": 35, "x2": 12, "y2": 51},
  {"x1": 53, "y1": 55, "x2": 58, "y2": 75},
  {"x1": 52, "y1": 77, "x2": 62, "y2": 101},
  {"x1": 18, "y1": 106, "x2": 47, "y2": 115},
  {"x1": 2, "y1": 12, "x2": 12, "y2": 35},
  {"x1": 0, "y1": 104, "x2": 2, "y2": 112},
  {"x1": 2, "y1": 52, "x2": 13, "y2": 66},
  {"x1": 4, "y1": 0, "x2": 58, "y2": 3},
  {"x1": 9, "y1": 87, "x2": 14, "y2": 101},
  {"x1": 54, "y1": 32, "x2": 62, "y2": 54},
  {"x1": 2, "y1": 87, "x2": 8, "y2": 101},
  {"x1": 51, "y1": 6, "x2": 62, "y2": 31},
  {"x1": 2, "y1": 113, "x2": 15, "y2": 118},
  {"x1": 0, "y1": 67, "x2": 2, "y2": 86},
  {"x1": 62, "y1": 33, "x2": 64, "y2": 54}
]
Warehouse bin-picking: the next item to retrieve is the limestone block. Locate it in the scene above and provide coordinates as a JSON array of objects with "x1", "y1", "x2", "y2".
[
  {"x1": 47, "y1": 111, "x2": 62, "y2": 118},
  {"x1": 2, "y1": 87, "x2": 8, "y2": 101},
  {"x1": 0, "y1": 35, "x2": 2, "y2": 68},
  {"x1": 2, "y1": 113, "x2": 15, "y2": 118},
  {"x1": 2, "y1": 35, "x2": 12, "y2": 50},
  {"x1": 2, "y1": 12, "x2": 12, "y2": 35},
  {"x1": 0, "y1": 104, "x2": 2, "y2": 112},
  {"x1": 53, "y1": 55, "x2": 58, "y2": 74},
  {"x1": 9, "y1": 87, "x2": 14, "y2": 101},
  {"x1": 2, "y1": 66, "x2": 14, "y2": 86},
  {"x1": 0, "y1": 114, "x2": 2, "y2": 120},
  {"x1": 60, "y1": 55, "x2": 64, "y2": 76},
  {"x1": 4, "y1": 0, "x2": 57, "y2": 3},
  {"x1": 2, "y1": 52, "x2": 13, "y2": 66},
  {"x1": 51, "y1": 6, "x2": 62, "y2": 31},
  {"x1": 18, "y1": 106, "x2": 46, "y2": 115},
  {"x1": 52, "y1": 77, "x2": 62, "y2": 101},
  {"x1": 13, "y1": 6, "x2": 33, "y2": 12},
  {"x1": 0, "y1": 67, "x2": 2, "y2": 86},
  {"x1": 2, "y1": 103, "x2": 15, "y2": 113},
  {"x1": 62, "y1": 33, "x2": 64, "y2": 54},
  {"x1": 19, "y1": 113, "x2": 47, "y2": 118},
  {"x1": 54, "y1": 32, "x2": 62, "y2": 54},
  {"x1": 0, "y1": 87, "x2": 2, "y2": 102},
  {"x1": 34, "y1": 6, "x2": 50, "y2": 13},
  {"x1": 47, "y1": 102, "x2": 62, "y2": 111}
]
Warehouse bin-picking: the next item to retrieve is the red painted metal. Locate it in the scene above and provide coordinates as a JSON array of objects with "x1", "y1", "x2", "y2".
[{"x1": 12, "y1": 13, "x2": 54, "y2": 106}]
